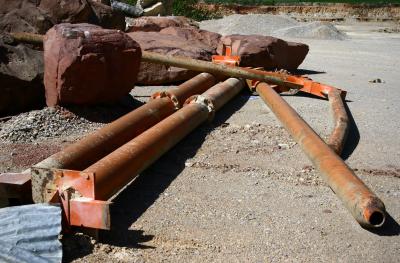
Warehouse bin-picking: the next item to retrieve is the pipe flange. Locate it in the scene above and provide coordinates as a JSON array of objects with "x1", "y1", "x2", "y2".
[
  {"x1": 184, "y1": 95, "x2": 215, "y2": 121},
  {"x1": 151, "y1": 91, "x2": 180, "y2": 109}
]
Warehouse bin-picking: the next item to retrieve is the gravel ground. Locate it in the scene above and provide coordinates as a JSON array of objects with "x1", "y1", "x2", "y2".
[{"x1": 1, "y1": 16, "x2": 400, "y2": 263}]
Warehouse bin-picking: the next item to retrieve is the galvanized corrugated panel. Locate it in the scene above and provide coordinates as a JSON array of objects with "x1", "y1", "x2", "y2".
[{"x1": 0, "y1": 204, "x2": 62, "y2": 263}]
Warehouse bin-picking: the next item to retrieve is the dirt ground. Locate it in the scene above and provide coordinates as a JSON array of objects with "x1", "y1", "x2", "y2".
[{"x1": 1, "y1": 20, "x2": 400, "y2": 262}]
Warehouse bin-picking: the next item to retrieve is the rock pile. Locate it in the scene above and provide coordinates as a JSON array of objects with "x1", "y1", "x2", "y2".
[{"x1": 0, "y1": 107, "x2": 101, "y2": 143}]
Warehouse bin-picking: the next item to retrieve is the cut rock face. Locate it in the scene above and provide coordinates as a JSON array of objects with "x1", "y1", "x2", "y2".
[
  {"x1": 217, "y1": 34, "x2": 309, "y2": 70},
  {"x1": 128, "y1": 31, "x2": 215, "y2": 85},
  {"x1": 44, "y1": 23, "x2": 142, "y2": 106}
]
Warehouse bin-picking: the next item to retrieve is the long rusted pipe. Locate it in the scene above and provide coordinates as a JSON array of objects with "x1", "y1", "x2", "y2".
[
  {"x1": 327, "y1": 89, "x2": 349, "y2": 155},
  {"x1": 141, "y1": 51, "x2": 301, "y2": 89},
  {"x1": 84, "y1": 78, "x2": 245, "y2": 200},
  {"x1": 253, "y1": 81, "x2": 385, "y2": 228},
  {"x1": 9, "y1": 32, "x2": 301, "y2": 90}
]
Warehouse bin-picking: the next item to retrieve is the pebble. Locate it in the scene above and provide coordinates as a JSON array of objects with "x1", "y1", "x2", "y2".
[{"x1": 369, "y1": 78, "x2": 385, "y2": 83}]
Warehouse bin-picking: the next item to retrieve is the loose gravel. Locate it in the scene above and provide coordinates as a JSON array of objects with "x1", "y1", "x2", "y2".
[{"x1": 0, "y1": 107, "x2": 102, "y2": 143}]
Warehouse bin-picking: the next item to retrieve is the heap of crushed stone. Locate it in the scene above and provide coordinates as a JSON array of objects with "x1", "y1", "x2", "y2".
[{"x1": 200, "y1": 14, "x2": 347, "y2": 40}]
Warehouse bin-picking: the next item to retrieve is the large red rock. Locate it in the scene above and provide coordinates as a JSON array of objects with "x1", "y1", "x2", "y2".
[
  {"x1": 217, "y1": 34, "x2": 309, "y2": 70},
  {"x1": 44, "y1": 23, "x2": 141, "y2": 106},
  {"x1": 128, "y1": 31, "x2": 215, "y2": 85},
  {"x1": 126, "y1": 16, "x2": 198, "y2": 32},
  {"x1": 160, "y1": 27, "x2": 221, "y2": 53}
]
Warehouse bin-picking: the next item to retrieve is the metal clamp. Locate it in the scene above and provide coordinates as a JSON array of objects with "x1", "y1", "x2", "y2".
[
  {"x1": 184, "y1": 95, "x2": 215, "y2": 121},
  {"x1": 151, "y1": 91, "x2": 180, "y2": 109}
]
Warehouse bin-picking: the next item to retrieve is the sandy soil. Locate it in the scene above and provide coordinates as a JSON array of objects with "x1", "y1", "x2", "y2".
[{"x1": 1, "y1": 20, "x2": 399, "y2": 262}]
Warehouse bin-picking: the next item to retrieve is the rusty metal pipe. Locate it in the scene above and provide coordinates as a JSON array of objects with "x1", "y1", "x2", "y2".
[
  {"x1": 141, "y1": 51, "x2": 301, "y2": 89},
  {"x1": 327, "y1": 89, "x2": 349, "y2": 155},
  {"x1": 84, "y1": 78, "x2": 245, "y2": 200},
  {"x1": 1, "y1": 73, "x2": 217, "y2": 203},
  {"x1": 254, "y1": 81, "x2": 385, "y2": 228},
  {"x1": 34, "y1": 73, "x2": 217, "y2": 171}
]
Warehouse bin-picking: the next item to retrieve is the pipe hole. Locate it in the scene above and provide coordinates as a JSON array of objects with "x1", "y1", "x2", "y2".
[{"x1": 369, "y1": 211, "x2": 385, "y2": 227}]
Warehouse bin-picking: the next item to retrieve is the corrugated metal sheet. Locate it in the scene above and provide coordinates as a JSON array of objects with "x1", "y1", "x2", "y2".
[{"x1": 0, "y1": 204, "x2": 62, "y2": 263}]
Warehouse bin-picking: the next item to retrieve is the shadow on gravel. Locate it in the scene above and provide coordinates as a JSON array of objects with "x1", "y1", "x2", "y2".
[
  {"x1": 340, "y1": 101, "x2": 360, "y2": 160},
  {"x1": 292, "y1": 69, "x2": 326, "y2": 75},
  {"x1": 98, "y1": 91, "x2": 251, "y2": 248},
  {"x1": 67, "y1": 94, "x2": 144, "y2": 124},
  {"x1": 365, "y1": 213, "x2": 400, "y2": 237}
]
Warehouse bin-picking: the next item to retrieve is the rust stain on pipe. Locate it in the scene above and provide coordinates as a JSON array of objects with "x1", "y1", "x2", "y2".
[
  {"x1": 254, "y1": 81, "x2": 385, "y2": 228},
  {"x1": 327, "y1": 89, "x2": 349, "y2": 155},
  {"x1": 84, "y1": 78, "x2": 245, "y2": 201}
]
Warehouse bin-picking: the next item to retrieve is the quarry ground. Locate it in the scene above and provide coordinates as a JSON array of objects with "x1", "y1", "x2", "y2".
[{"x1": 1, "y1": 19, "x2": 400, "y2": 262}]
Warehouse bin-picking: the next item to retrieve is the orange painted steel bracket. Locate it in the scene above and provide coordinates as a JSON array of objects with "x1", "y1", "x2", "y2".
[
  {"x1": 31, "y1": 167, "x2": 111, "y2": 230},
  {"x1": 212, "y1": 45, "x2": 241, "y2": 66},
  {"x1": 212, "y1": 45, "x2": 346, "y2": 100}
]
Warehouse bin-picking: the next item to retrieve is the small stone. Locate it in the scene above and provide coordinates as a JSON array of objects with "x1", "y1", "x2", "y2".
[
  {"x1": 323, "y1": 209, "x2": 332, "y2": 214},
  {"x1": 369, "y1": 78, "x2": 384, "y2": 83},
  {"x1": 278, "y1": 143, "x2": 289, "y2": 149}
]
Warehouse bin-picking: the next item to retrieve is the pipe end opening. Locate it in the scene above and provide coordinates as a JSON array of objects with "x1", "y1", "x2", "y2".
[{"x1": 368, "y1": 211, "x2": 385, "y2": 227}]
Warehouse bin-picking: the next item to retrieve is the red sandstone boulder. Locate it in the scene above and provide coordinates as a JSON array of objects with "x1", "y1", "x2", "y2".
[
  {"x1": 217, "y1": 34, "x2": 309, "y2": 70},
  {"x1": 44, "y1": 23, "x2": 141, "y2": 106},
  {"x1": 128, "y1": 31, "x2": 215, "y2": 85},
  {"x1": 126, "y1": 16, "x2": 199, "y2": 32}
]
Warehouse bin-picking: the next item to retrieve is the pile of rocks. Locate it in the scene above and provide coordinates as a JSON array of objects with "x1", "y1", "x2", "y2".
[
  {"x1": 0, "y1": 107, "x2": 102, "y2": 143},
  {"x1": 200, "y1": 14, "x2": 347, "y2": 40}
]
